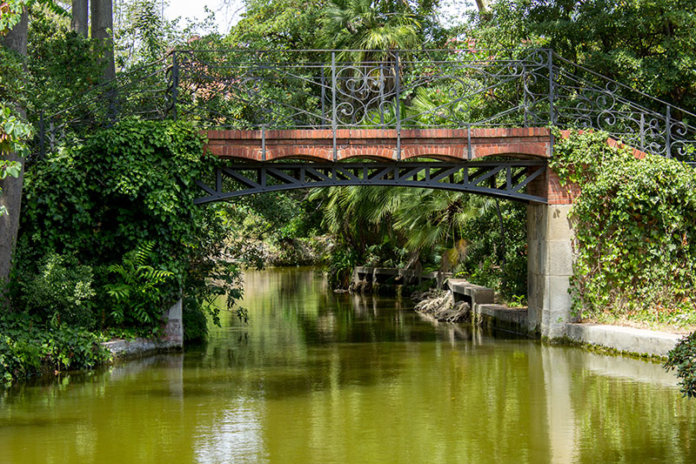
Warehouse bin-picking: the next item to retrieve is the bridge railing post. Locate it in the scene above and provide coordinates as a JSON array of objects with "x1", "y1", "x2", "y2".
[
  {"x1": 170, "y1": 51, "x2": 179, "y2": 121},
  {"x1": 320, "y1": 70, "x2": 326, "y2": 126},
  {"x1": 547, "y1": 49, "x2": 555, "y2": 158},
  {"x1": 522, "y1": 61, "x2": 529, "y2": 128},
  {"x1": 665, "y1": 104, "x2": 672, "y2": 158},
  {"x1": 395, "y1": 51, "x2": 401, "y2": 161},
  {"x1": 261, "y1": 125, "x2": 266, "y2": 161},
  {"x1": 547, "y1": 49, "x2": 555, "y2": 125},
  {"x1": 639, "y1": 113, "x2": 646, "y2": 152},
  {"x1": 331, "y1": 52, "x2": 337, "y2": 161},
  {"x1": 379, "y1": 63, "x2": 385, "y2": 127}
]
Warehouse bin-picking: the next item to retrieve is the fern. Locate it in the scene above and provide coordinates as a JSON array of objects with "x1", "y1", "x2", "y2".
[{"x1": 105, "y1": 242, "x2": 174, "y2": 327}]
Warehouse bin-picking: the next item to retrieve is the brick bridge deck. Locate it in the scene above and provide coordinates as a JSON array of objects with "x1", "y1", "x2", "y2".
[{"x1": 204, "y1": 127, "x2": 552, "y2": 162}]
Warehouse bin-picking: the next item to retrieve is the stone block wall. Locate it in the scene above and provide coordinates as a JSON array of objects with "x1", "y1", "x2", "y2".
[{"x1": 527, "y1": 204, "x2": 576, "y2": 338}]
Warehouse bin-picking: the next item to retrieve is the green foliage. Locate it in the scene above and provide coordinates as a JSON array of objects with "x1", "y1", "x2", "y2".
[
  {"x1": 114, "y1": 0, "x2": 219, "y2": 67},
  {"x1": 0, "y1": 105, "x2": 32, "y2": 157},
  {"x1": 468, "y1": 0, "x2": 696, "y2": 111},
  {"x1": 17, "y1": 253, "x2": 96, "y2": 328},
  {"x1": 0, "y1": 45, "x2": 33, "y2": 216},
  {"x1": 457, "y1": 199, "x2": 528, "y2": 300},
  {"x1": 552, "y1": 130, "x2": 696, "y2": 326},
  {"x1": 0, "y1": 312, "x2": 110, "y2": 388},
  {"x1": 665, "y1": 331, "x2": 696, "y2": 398},
  {"x1": 0, "y1": 103, "x2": 30, "y2": 216},
  {"x1": 0, "y1": 1, "x2": 27, "y2": 34},
  {"x1": 320, "y1": 0, "x2": 422, "y2": 59},
  {"x1": 182, "y1": 296, "x2": 209, "y2": 343},
  {"x1": 228, "y1": 0, "x2": 329, "y2": 49},
  {"x1": 15, "y1": 118, "x2": 244, "y2": 334},
  {"x1": 312, "y1": 184, "x2": 527, "y2": 299},
  {"x1": 106, "y1": 241, "x2": 174, "y2": 326},
  {"x1": 25, "y1": 6, "x2": 104, "y2": 116}
]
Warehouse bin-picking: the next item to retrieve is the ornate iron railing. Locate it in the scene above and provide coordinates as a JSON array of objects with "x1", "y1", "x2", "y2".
[{"x1": 35, "y1": 48, "x2": 696, "y2": 163}]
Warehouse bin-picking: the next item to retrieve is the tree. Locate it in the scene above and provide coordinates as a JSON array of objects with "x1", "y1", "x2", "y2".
[
  {"x1": 227, "y1": 0, "x2": 329, "y2": 49},
  {"x1": 319, "y1": 0, "x2": 422, "y2": 61},
  {"x1": 71, "y1": 0, "x2": 88, "y2": 36},
  {"x1": 470, "y1": 0, "x2": 696, "y2": 112},
  {"x1": 0, "y1": 3, "x2": 29, "y2": 288},
  {"x1": 90, "y1": 0, "x2": 115, "y2": 81}
]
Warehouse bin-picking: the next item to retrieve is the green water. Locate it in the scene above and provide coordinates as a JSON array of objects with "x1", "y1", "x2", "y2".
[{"x1": 1, "y1": 267, "x2": 696, "y2": 463}]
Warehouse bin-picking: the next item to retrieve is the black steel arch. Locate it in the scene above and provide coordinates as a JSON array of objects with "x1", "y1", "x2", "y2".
[{"x1": 194, "y1": 160, "x2": 548, "y2": 204}]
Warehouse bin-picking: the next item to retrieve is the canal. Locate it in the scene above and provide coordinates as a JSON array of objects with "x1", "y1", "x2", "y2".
[{"x1": 1, "y1": 267, "x2": 696, "y2": 463}]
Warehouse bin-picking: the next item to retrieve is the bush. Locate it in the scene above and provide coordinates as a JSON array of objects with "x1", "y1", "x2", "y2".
[
  {"x1": 0, "y1": 313, "x2": 110, "y2": 387},
  {"x1": 17, "y1": 253, "x2": 96, "y2": 329},
  {"x1": 105, "y1": 241, "x2": 174, "y2": 327},
  {"x1": 182, "y1": 297, "x2": 209, "y2": 343},
  {"x1": 15, "y1": 118, "x2": 244, "y2": 336},
  {"x1": 551, "y1": 130, "x2": 696, "y2": 326},
  {"x1": 665, "y1": 332, "x2": 696, "y2": 398},
  {"x1": 458, "y1": 200, "x2": 528, "y2": 302}
]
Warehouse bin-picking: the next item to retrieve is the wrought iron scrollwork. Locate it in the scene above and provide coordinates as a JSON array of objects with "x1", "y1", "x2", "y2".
[{"x1": 35, "y1": 48, "x2": 696, "y2": 165}]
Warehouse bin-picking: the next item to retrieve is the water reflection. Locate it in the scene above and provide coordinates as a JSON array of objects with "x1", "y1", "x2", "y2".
[{"x1": 0, "y1": 268, "x2": 694, "y2": 464}]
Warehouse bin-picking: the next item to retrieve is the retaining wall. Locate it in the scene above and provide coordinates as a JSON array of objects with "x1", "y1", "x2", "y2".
[{"x1": 102, "y1": 299, "x2": 184, "y2": 359}]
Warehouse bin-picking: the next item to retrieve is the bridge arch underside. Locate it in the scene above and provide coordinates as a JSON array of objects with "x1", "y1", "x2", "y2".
[{"x1": 194, "y1": 159, "x2": 549, "y2": 205}]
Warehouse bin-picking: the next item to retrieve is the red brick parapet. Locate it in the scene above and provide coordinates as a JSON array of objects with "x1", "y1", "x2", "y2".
[{"x1": 203, "y1": 127, "x2": 552, "y2": 162}]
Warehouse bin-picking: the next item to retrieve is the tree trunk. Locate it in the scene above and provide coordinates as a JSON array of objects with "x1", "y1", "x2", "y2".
[
  {"x1": 72, "y1": 0, "x2": 89, "y2": 37},
  {"x1": 475, "y1": 0, "x2": 490, "y2": 14},
  {"x1": 0, "y1": 9, "x2": 29, "y2": 292},
  {"x1": 91, "y1": 0, "x2": 115, "y2": 81}
]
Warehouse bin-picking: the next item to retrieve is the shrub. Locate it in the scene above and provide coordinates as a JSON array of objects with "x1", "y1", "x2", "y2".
[
  {"x1": 18, "y1": 253, "x2": 96, "y2": 329},
  {"x1": 0, "y1": 313, "x2": 110, "y2": 387},
  {"x1": 665, "y1": 332, "x2": 696, "y2": 398},
  {"x1": 105, "y1": 241, "x2": 174, "y2": 327},
  {"x1": 182, "y1": 297, "x2": 209, "y2": 343},
  {"x1": 551, "y1": 130, "x2": 696, "y2": 325},
  {"x1": 16, "y1": 118, "x2": 244, "y2": 336}
]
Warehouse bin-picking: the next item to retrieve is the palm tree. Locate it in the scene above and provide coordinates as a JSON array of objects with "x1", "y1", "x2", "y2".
[
  {"x1": 319, "y1": 0, "x2": 422, "y2": 63},
  {"x1": 312, "y1": 185, "x2": 404, "y2": 258},
  {"x1": 313, "y1": 184, "x2": 498, "y2": 272}
]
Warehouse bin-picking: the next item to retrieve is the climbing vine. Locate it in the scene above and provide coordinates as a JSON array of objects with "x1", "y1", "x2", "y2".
[
  {"x1": 13, "y1": 118, "x2": 244, "y2": 339},
  {"x1": 551, "y1": 130, "x2": 696, "y2": 327}
]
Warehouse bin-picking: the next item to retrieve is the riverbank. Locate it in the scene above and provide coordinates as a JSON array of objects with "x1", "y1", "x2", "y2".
[
  {"x1": 443, "y1": 277, "x2": 683, "y2": 358},
  {"x1": 0, "y1": 300, "x2": 184, "y2": 387},
  {"x1": 402, "y1": 272, "x2": 685, "y2": 359}
]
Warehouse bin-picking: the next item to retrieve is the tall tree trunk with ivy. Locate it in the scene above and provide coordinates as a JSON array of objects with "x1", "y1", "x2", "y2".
[
  {"x1": 0, "y1": 8, "x2": 28, "y2": 290},
  {"x1": 91, "y1": 0, "x2": 115, "y2": 81},
  {"x1": 71, "y1": 0, "x2": 89, "y2": 36}
]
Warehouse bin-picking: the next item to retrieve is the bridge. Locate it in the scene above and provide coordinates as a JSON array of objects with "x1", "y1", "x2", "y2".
[{"x1": 35, "y1": 48, "x2": 696, "y2": 339}]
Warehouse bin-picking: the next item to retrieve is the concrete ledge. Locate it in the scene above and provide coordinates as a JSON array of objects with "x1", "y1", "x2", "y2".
[
  {"x1": 476, "y1": 304, "x2": 528, "y2": 326},
  {"x1": 472, "y1": 304, "x2": 528, "y2": 334},
  {"x1": 352, "y1": 267, "x2": 447, "y2": 286},
  {"x1": 103, "y1": 299, "x2": 184, "y2": 360},
  {"x1": 448, "y1": 279, "x2": 494, "y2": 304},
  {"x1": 566, "y1": 323, "x2": 681, "y2": 358},
  {"x1": 103, "y1": 338, "x2": 182, "y2": 359}
]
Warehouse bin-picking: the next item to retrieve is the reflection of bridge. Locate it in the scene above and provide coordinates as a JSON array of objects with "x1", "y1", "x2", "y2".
[{"x1": 36, "y1": 49, "x2": 696, "y2": 339}]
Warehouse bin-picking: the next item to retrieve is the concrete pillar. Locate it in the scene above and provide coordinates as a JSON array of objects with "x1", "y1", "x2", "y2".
[
  {"x1": 163, "y1": 299, "x2": 184, "y2": 347},
  {"x1": 527, "y1": 203, "x2": 575, "y2": 338}
]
